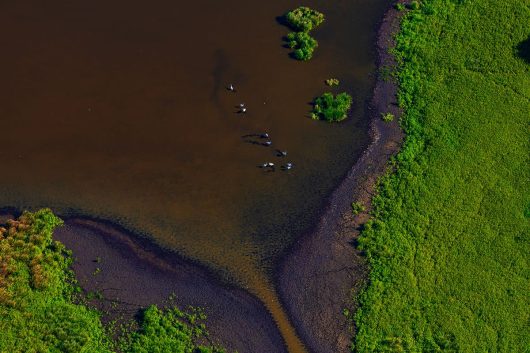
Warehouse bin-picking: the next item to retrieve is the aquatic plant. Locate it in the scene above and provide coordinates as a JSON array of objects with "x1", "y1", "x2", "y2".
[
  {"x1": 285, "y1": 6, "x2": 324, "y2": 32},
  {"x1": 287, "y1": 31, "x2": 318, "y2": 61},
  {"x1": 311, "y1": 92, "x2": 353, "y2": 122},
  {"x1": 325, "y1": 78, "x2": 340, "y2": 86},
  {"x1": 381, "y1": 112, "x2": 394, "y2": 122}
]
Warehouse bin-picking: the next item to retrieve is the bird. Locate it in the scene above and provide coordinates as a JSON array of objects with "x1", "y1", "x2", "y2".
[
  {"x1": 239, "y1": 103, "x2": 245, "y2": 108},
  {"x1": 261, "y1": 162, "x2": 275, "y2": 168},
  {"x1": 277, "y1": 150, "x2": 287, "y2": 157},
  {"x1": 228, "y1": 84, "x2": 234, "y2": 91},
  {"x1": 260, "y1": 133, "x2": 269, "y2": 139},
  {"x1": 263, "y1": 141, "x2": 272, "y2": 146},
  {"x1": 240, "y1": 107, "x2": 247, "y2": 113},
  {"x1": 283, "y1": 162, "x2": 293, "y2": 170}
]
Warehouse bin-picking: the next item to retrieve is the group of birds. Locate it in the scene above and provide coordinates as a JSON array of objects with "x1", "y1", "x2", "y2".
[{"x1": 228, "y1": 83, "x2": 294, "y2": 172}]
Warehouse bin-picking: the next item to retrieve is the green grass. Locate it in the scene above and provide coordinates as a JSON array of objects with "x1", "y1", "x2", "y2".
[
  {"x1": 353, "y1": 1, "x2": 530, "y2": 352},
  {"x1": 311, "y1": 92, "x2": 353, "y2": 122},
  {"x1": 0, "y1": 210, "x2": 225, "y2": 353}
]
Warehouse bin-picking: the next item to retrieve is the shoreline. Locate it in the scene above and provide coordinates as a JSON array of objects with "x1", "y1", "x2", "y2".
[
  {"x1": 274, "y1": 2, "x2": 406, "y2": 352},
  {"x1": 0, "y1": 210, "x2": 287, "y2": 353},
  {"x1": 0, "y1": 3, "x2": 405, "y2": 353}
]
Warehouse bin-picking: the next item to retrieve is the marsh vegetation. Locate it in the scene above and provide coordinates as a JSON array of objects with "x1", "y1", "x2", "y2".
[{"x1": 354, "y1": 0, "x2": 530, "y2": 351}]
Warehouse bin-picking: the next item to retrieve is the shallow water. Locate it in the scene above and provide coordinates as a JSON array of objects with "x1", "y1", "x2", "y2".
[{"x1": 1, "y1": 0, "x2": 389, "y2": 350}]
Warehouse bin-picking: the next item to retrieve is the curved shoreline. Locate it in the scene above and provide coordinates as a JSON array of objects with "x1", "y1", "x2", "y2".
[
  {"x1": 0, "y1": 210, "x2": 287, "y2": 353},
  {"x1": 274, "y1": 2, "x2": 405, "y2": 352},
  {"x1": 0, "y1": 3, "x2": 405, "y2": 353}
]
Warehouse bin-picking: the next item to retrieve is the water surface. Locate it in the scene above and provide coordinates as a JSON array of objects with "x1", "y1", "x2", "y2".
[{"x1": 0, "y1": 1, "x2": 389, "y2": 348}]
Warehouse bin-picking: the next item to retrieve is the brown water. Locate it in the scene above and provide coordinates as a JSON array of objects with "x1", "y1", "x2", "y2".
[{"x1": 0, "y1": 0, "x2": 389, "y2": 351}]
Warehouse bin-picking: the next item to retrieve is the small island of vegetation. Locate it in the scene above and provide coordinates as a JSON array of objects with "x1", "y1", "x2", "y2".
[
  {"x1": 285, "y1": 6, "x2": 324, "y2": 32},
  {"x1": 325, "y1": 78, "x2": 340, "y2": 86},
  {"x1": 287, "y1": 31, "x2": 318, "y2": 61},
  {"x1": 311, "y1": 92, "x2": 353, "y2": 122},
  {"x1": 283, "y1": 6, "x2": 324, "y2": 61}
]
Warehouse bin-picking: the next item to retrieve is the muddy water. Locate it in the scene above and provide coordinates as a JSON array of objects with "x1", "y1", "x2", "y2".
[{"x1": 0, "y1": 0, "x2": 389, "y2": 351}]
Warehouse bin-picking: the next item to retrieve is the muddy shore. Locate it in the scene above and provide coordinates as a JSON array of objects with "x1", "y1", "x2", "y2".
[
  {"x1": 274, "y1": 2, "x2": 405, "y2": 352},
  {"x1": 1, "y1": 3, "x2": 405, "y2": 353}
]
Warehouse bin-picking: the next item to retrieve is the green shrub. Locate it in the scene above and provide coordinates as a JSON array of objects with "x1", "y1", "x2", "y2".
[
  {"x1": 283, "y1": 6, "x2": 324, "y2": 61},
  {"x1": 285, "y1": 6, "x2": 324, "y2": 32},
  {"x1": 381, "y1": 112, "x2": 395, "y2": 122},
  {"x1": 287, "y1": 31, "x2": 318, "y2": 61},
  {"x1": 409, "y1": 1, "x2": 420, "y2": 10},
  {"x1": 120, "y1": 305, "x2": 225, "y2": 353},
  {"x1": 312, "y1": 92, "x2": 353, "y2": 122},
  {"x1": 395, "y1": 3, "x2": 406, "y2": 11},
  {"x1": 351, "y1": 202, "x2": 366, "y2": 216}
]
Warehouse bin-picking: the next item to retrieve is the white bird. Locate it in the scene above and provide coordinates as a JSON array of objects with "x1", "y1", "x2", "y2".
[
  {"x1": 279, "y1": 151, "x2": 287, "y2": 157},
  {"x1": 239, "y1": 103, "x2": 245, "y2": 108},
  {"x1": 261, "y1": 162, "x2": 275, "y2": 168},
  {"x1": 283, "y1": 162, "x2": 293, "y2": 170},
  {"x1": 263, "y1": 141, "x2": 272, "y2": 146},
  {"x1": 260, "y1": 133, "x2": 269, "y2": 139},
  {"x1": 228, "y1": 84, "x2": 234, "y2": 91}
]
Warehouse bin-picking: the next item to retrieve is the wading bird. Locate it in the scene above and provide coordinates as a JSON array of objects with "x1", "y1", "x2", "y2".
[{"x1": 283, "y1": 162, "x2": 293, "y2": 170}]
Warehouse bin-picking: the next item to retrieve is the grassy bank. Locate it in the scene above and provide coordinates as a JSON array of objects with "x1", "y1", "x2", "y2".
[
  {"x1": 0, "y1": 209, "x2": 224, "y2": 353},
  {"x1": 354, "y1": 0, "x2": 529, "y2": 352}
]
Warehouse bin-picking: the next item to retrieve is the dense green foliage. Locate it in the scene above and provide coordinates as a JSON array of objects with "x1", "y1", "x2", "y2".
[
  {"x1": 287, "y1": 31, "x2": 318, "y2": 61},
  {"x1": 120, "y1": 305, "x2": 225, "y2": 353},
  {"x1": 0, "y1": 209, "x2": 113, "y2": 353},
  {"x1": 354, "y1": 0, "x2": 530, "y2": 352},
  {"x1": 0, "y1": 210, "x2": 225, "y2": 353},
  {"x1": 283, "y1": 6, "x2": 323, "y2": 61},
  {"x1": 285, "y1": 6, "x2": 324, "y2": 32},
  {"x1": 311, "y1": 92, "x2": 353, "y2": 122}
]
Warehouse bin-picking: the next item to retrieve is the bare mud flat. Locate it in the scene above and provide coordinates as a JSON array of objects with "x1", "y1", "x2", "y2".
[
  {"x1": 53, "y1": 219, "x2": 287, "y2": 353},
  {"x1": 275, "y1": 3, "x2": 405, "y2": 352}
]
